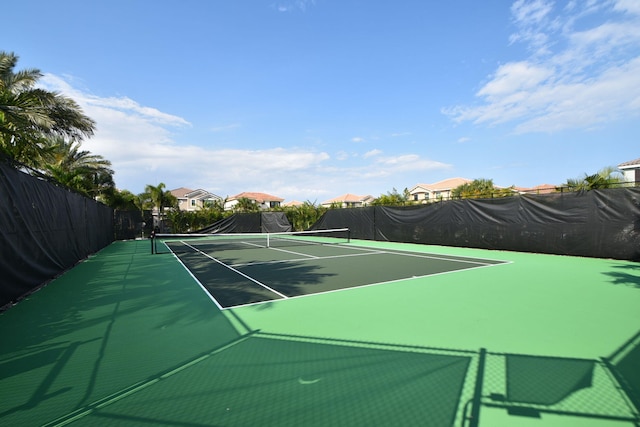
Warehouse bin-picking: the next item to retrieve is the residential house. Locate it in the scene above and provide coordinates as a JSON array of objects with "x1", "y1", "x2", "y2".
[
  {"x1": 618, "y1": 158, "x2": 640, "y2": 184},
  {"x1": 321, "y1": 194, "x2": 374, "y2": 208},
  {"x1": 514, "y1": 184, "x2": 557, "y2": 194},
  {"x1": 224, "y1": 192, "x2": 284, "y2": 211},
  {"x1": 170, "y1": 187, "x2": 223, "y2": 212},
  {"x1": 408, "y1": 178, "x2": 472, "y2": 203},
  {"x1": 282, "y1": 200, "x2": 304, "y2": 207}
]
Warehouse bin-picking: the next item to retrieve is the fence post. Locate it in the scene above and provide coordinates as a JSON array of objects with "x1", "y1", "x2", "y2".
[{"x1": 468, "y1": 348, "x2": 487, "y2": 427}]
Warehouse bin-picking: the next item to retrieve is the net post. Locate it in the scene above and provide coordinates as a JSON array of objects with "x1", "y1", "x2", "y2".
[
  {"x1": 150, "y1": 229, "x2": 157, "y2": 254},
  {"x1": 347, "y1": 228, "x2": 350, "y2": 243}
]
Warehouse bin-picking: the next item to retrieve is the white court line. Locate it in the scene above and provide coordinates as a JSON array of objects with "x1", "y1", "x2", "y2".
[
  {"x1": 230, "y1": 243, "x2": 502, "y2": 269},
  {"x1": 325, "y1": 243, "x2": 503, "y2": 266},
  {"x1": 241, "y1": 241, "x2": 265, "y2": 248},
  {"x1": 268, "y1": 246, "x2": 319, "y2": 259},
  {"x1": 182, "y1": 242, "x2": 289, "y2": 299},
  {"x1": 226, "y1": 259, "x2": 509, "y2": 310},
  {"x1": 166, "y1": 239, "x2": 511, "y2": 310},
  {"x1": 230, "y1": 249, "x2": 387, "y2": 268},
  {"x1": 165, "y1": 243, "x2": 225, "y2": 310}
]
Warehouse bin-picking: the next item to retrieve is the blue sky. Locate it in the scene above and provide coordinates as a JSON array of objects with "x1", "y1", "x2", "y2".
[{"x1": 3, "y1": 0, "x2": 639, "y2": 202}]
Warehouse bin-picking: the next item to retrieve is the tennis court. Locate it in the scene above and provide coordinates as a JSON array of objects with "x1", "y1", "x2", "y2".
[
  {"x1": 1, "y1": 236, "x2": 639, "y2": 426},
  {"x1": 155, "y1": 230, "x2": 508, "y2": 309}
]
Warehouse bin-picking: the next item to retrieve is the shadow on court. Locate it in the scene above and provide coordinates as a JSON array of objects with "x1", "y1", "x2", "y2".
[
  {"x1": 175, "y1": 246, "x2": 505, "y2": 309},
  {"x1": 481, "y1": 352, "x2": 639, "y2": 424},
  {"x1": 7, "y1": 326, "x2": 637, "y2": 427},
  {"x1": 176, "y1": 251, "x2": 338, "y2": 307},
  {"x1": 604, "y1": 262, "x2": 640, "y2": 289},
  {"x1": 41, "y1": 332, "x2": 477, "y2": 427},
  {"x1": 602, "y1": 330, "x2": 640, "y2": 418},
  {"x1": 0, "y1": 241, "x2": 241, "y2": 426},
  {"x1": 1, "y1": 240, "x2": 639, "y2": 426}
]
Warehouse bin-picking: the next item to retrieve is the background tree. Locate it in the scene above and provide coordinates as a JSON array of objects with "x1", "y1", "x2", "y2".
[
  {"x1": 372, "y1": 188, "x2": 410, "y2": 206},
  {"x1": 563, "y1": 166, "x2": 624, "y2": 191},
  {"x1": 165, "y1": 204, "x2": 228, "y2": 233},
  {"x1": 42, "y1": 136, "x2": 114, "y2": 198},
  {"x1": 451, "y1": 178, "x2": 513, "y2": 199},
  {"x1": 102, "y1": 188, "x2": 140, "y2": 211},
  {"x1": 284, "y1": 201, "x2": 327, "y2": 231},
  {"x1": 0, "y1": 51, "x2": 95, "y2": 168},
  {"x1": 233, "y1": 197, "x2": 260, "y2": 213},
  {"x1": 144, "y1": 183, "x2": 177, "y2": 230}
]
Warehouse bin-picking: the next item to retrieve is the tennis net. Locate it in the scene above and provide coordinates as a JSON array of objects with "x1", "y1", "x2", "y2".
[{"x1": 153, "y1": 228, "x2": 350, "y2": 254}]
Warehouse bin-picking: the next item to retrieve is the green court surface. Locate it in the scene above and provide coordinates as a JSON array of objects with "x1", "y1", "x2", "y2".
[
  {"x1": 168, "y1": 241, "x2": 507, "y2": 308},
  {"x1": 1, "y1": 239, "x2": 639, "y2": 426}
]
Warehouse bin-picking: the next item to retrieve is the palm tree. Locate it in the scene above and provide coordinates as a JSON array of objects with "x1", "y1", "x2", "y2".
[
  {"x1": 233, "y1": 197, "x2": 260, "y2": 213},
  {"x1": 0, "y1": 51, "x2": 95, "y2": 168},
  {"x1": 563, "y1": 167, "x2": 624, "y2": 191},
  {"x1": 144, "y1": 183, "x2": 177, "y2": 231},
  {"x1": 284, "y1": 201, "x2": 327, "y2": 231},
  {"x1": 102, "y1": 188, "x2": 139, "y2": 211},
  {"x1": 42, "y1": 136, "x2": 114, "y2": 198}
]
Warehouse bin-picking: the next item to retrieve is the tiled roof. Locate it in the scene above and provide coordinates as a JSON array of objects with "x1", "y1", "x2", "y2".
[
  {"x1": 282, "y1": 200, "x2": 304, "y2": 207},
  {"x1": 171, "y1": 187, "x2": 221, "y2": 200},
  {"x1": 429, "y1": 177, "x2": 472, "y2": 191},
  {"x1": 170, "y1": 187, "x2": 194, "y2": 198},
  {"x1": 229, "y1": 192, "x2": 284, "y2": 202},
  {"x1": 410, "y1": 178, "x2": 472, "y2": 192},
  {"x1": 618, "y1": 158, "x2": 640, "y2": 168},
  {"x1": 185, "y1": 189, "x2": 221, "y2": 200},
  {"x1": 514, "y1": 184, "x2": 557, "y2": 193}
]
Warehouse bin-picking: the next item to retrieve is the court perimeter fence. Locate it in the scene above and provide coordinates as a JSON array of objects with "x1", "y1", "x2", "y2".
[
  {"x1": 312, "y1": 187, "x2": 640, "y2": 261},
  {"x1": 0, "y1": 161, "x2": 114, "y2": 308},
  {"x1": 3, "y1": 157, "x2": 639, "y2": 309}
]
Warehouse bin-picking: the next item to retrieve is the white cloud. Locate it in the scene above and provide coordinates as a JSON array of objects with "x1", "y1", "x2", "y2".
[
  {"x1": 514, "y1": 56, "x2": 640, "y2": 133},
  {"x1": 373, "y1": 154, "x2": 451, "y2": 172},
  {"x1": 335, "y1": 151, "x2": 350, "y2": 160},
  {"x1": 477, "y1": 61, "x2": 554, "y2": 98},
  {"x1": 509, "y1": 0, "x2": 555, "y2": 54},
  {"x1": 615, "y1": 0, "x2": 640, "y2": 15},
  {"x1": 445, "y1": 0, "x2": 640, "y2": 133},
  {"x1": 363, "y1": 149, "x2": 382, "y2": 158},
  {"x1": 40, "y1": 74, "x2": 332, "y2": 196},
  {"x1": 41, "y1": 74, "x2": 190, "y2": 128},
  {"x1": 210, "y1": 123, "x2": 241, "y2": 132},
  {"x1": 351, "y1": 136, "x2": 365, "y2": 142},
  {"x1": 511, "y1": 0, "x2": 553, "y2": 24},
  {"x1": 42, "y1": 74, "x2": 451, "y2": 200},
  {"x1": 273, "y1": 0, "x2": 316, "y2": 13}
]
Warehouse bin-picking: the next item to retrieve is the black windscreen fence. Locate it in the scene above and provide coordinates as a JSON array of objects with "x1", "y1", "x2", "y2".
[
  {"x1": 114, "y1": 210, "x2": 153, "y2": 240},
  {"x1": 312, "y1": 188, "x2": 640, "y2": 261},
  {"x1": 0, "y1": 161, "x2": 114, "y2": 308},
  {"x1": 196, "y1": 212, "x2": 292, "y2": 234}
]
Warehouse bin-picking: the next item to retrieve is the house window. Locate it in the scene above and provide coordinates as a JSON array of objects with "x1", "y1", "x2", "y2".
[
  {"x1": 191, "y1": 200, "x2": 196, "y2": 207},
  {"x1": 413, "y1": 194, "x2": 418, "y2": 201}
]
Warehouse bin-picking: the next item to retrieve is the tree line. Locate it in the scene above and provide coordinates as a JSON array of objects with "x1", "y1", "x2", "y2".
[{"x1": 1, "y1": 51, "x2": 629, "y2": 233}]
